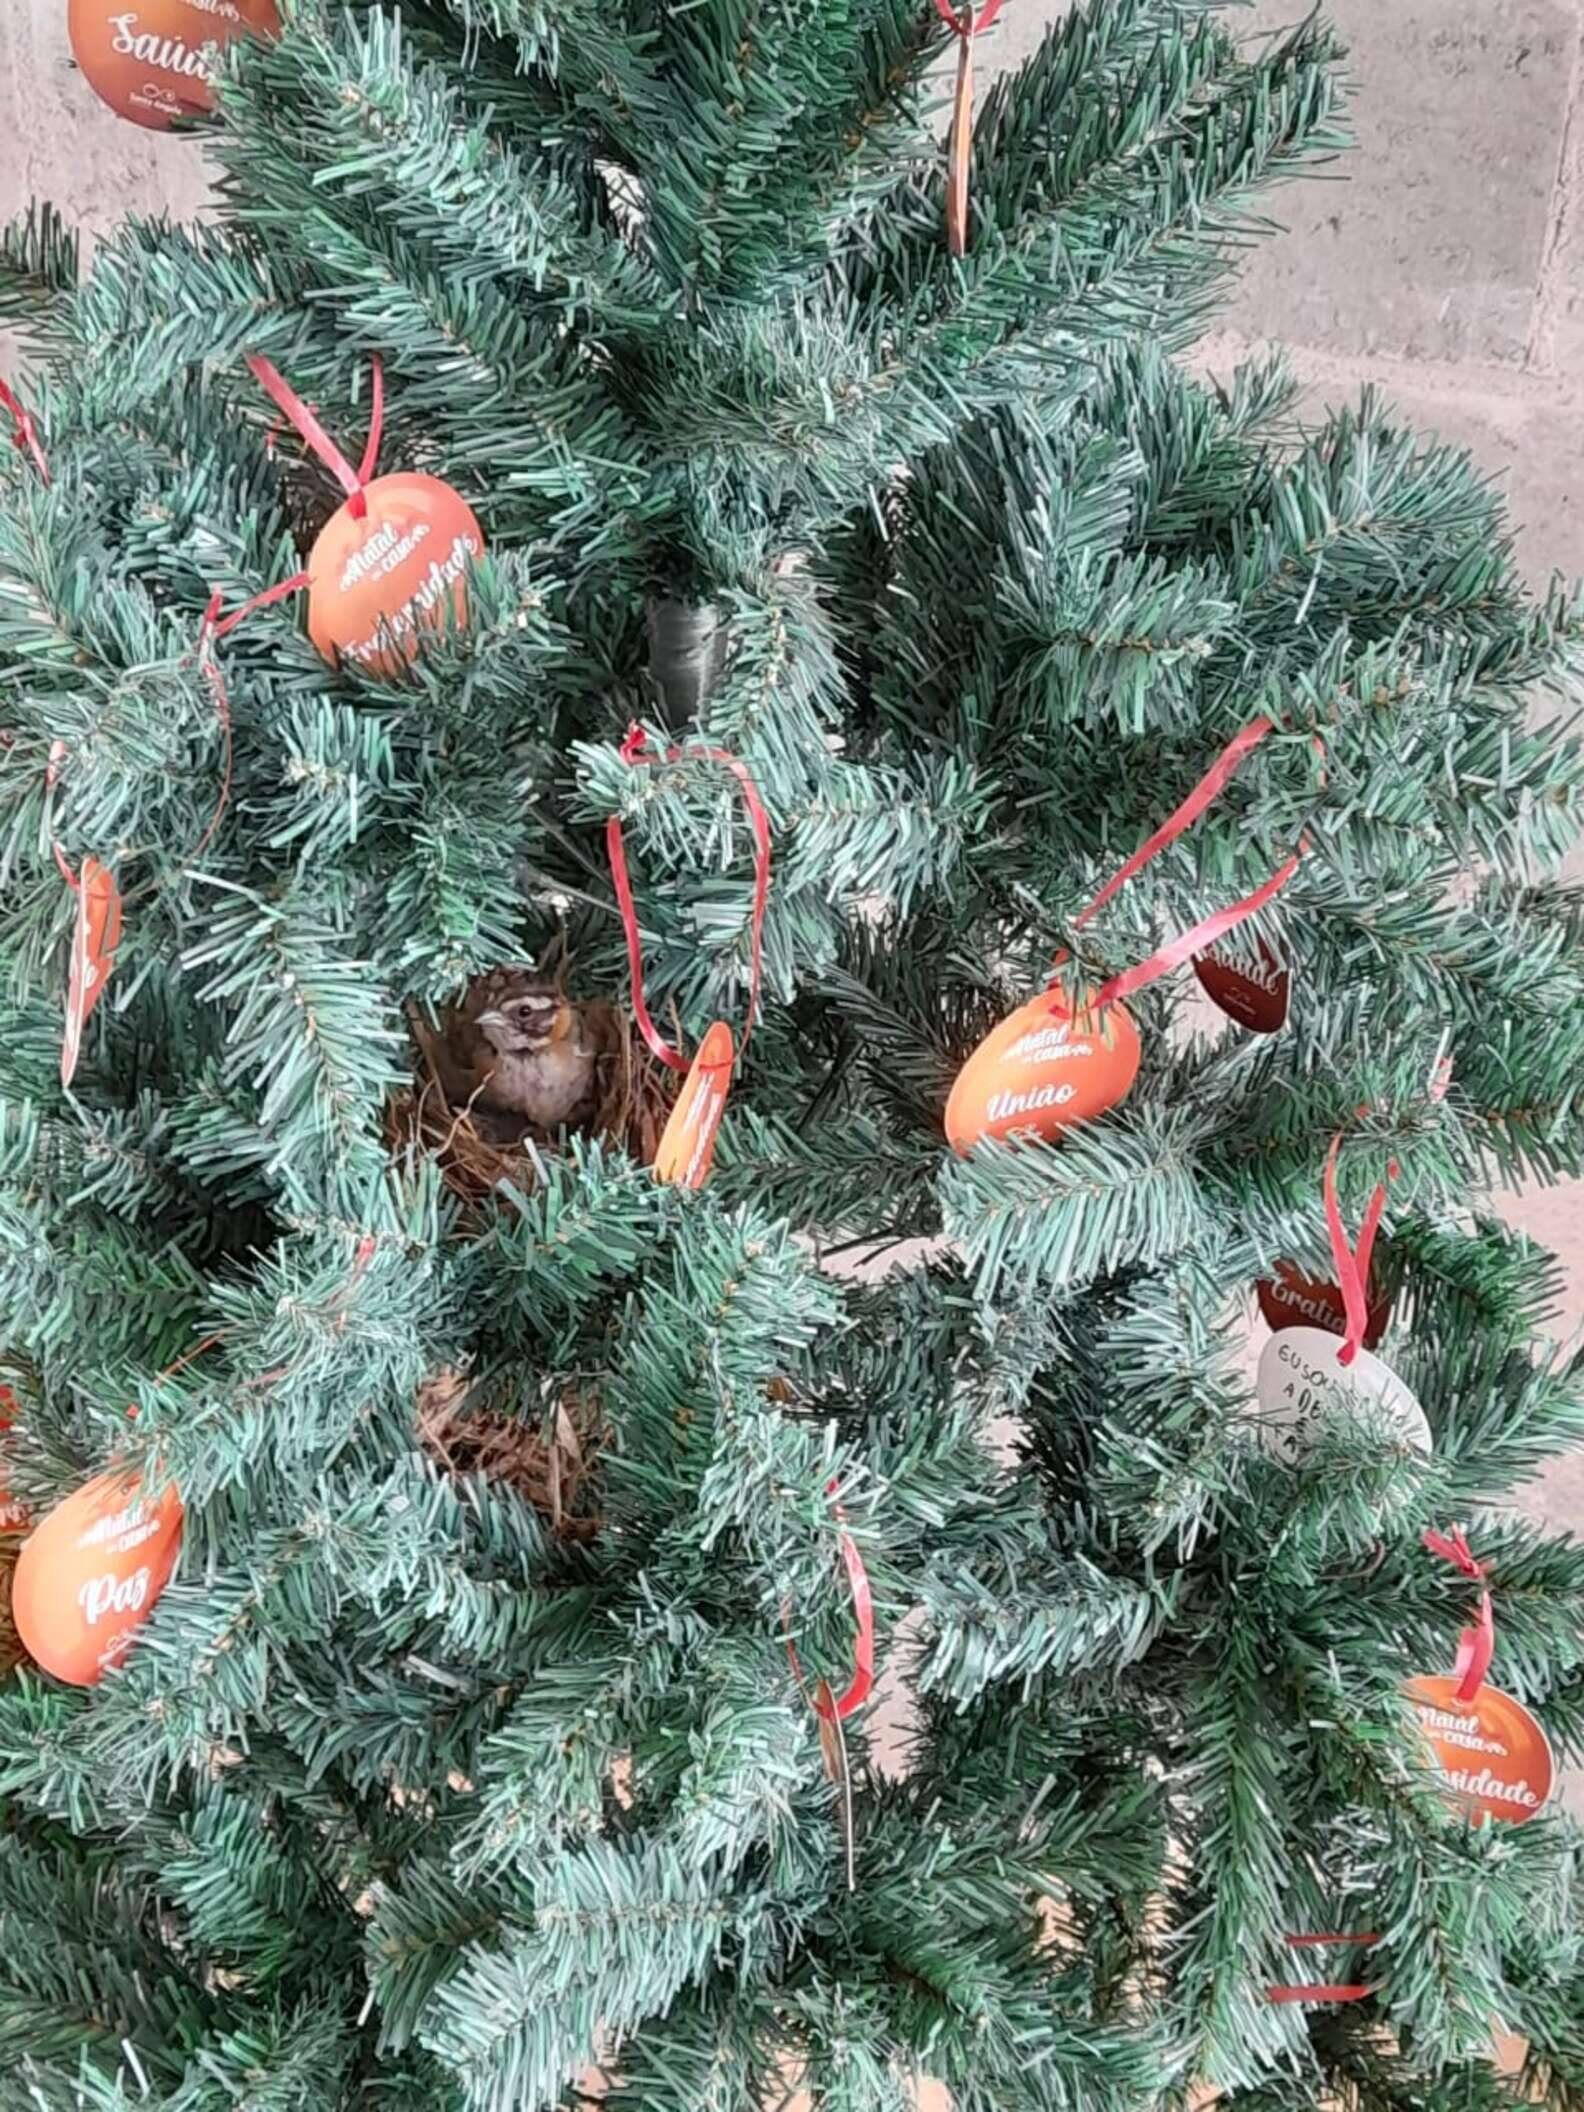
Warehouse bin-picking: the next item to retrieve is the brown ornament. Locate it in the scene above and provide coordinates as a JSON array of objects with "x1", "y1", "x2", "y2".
[
  {"x1": 1193, "y1": 939, "x2": 1290, "y2": 1034},
  {"x1": 68, "y1": 0, "x2": 280, "y2": 130},
  {"x1": 1256, "y1": 1259, "x2": 1392, "y2": 1352}
]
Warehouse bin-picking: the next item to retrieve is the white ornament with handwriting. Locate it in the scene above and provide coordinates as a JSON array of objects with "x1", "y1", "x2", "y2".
[{"x1": 1251, "y1": 1325, "x2": 1431, "y2": 1464}]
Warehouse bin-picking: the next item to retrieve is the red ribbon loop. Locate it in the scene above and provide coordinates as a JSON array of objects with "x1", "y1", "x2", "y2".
[
  {"x1": 606, "y1": 724, "x2": 770, "y2": 1073},
  {"x1": 1423, "y1": 1526, "x2": 1494, "y2": 1703},
  {"x1": 934, "y1": 0, "x2": 1004, "y2": 33},
  {"x1": 206, "y1": 572, "x2": 312, "y2": 644},
  {"x1": 1056, "y1": 717, "x2": 1303, "y2": 1012},
  {"x1": 1322, "y1": 1126, "x2": 1393, "y2": 1367},
  {"x1": 1074, "y1": 717, "x2": 1275, "y2": 931},
  {"x1": 783, "y1": 1480, "x2": 875, "y2": 1722},
  {"x1": 0, "y1": 377, "x2": 49, "y2": 484},
  {"x1": 1094, "y1": 849, "x2": 1300, "y2": 1010},
  {"x1": 245, "y1": 353, "x2": 383, "y2": 519}
]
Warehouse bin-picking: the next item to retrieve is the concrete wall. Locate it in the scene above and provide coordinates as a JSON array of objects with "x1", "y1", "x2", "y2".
[{"x1": 6, "y1": 0, "x2": 1584, "y2": 1481}]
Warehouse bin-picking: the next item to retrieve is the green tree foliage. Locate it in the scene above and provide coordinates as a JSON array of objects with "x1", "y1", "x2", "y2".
[{"x1": 2, "y1": 1, "x2": 1583, "y2": 2107}]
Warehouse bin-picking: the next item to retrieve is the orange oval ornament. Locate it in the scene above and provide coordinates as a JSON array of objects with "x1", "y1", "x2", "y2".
[
  {"x1": 653, "y1": 1022, "x2": 734, "y2": 1189},
  {"x1": 62, "y1": 855, "x2": 123, "y2": 1088},
  {"x1": 306, "y1": 472, "x2": 485, "y2": 676},
  {"x1": 944, "y1": 989, "x2": 1140, "y2": 1155},
  {"x1": 13, "y1": 1470, "x2": 183, "y2": 1686},
  {"x1": 1193, "y1": 939, "x2": 1289, "y2": 1035},
  {"x1": 68, "y1": 0, "x2": 280, "y2": 130},
  {"x1": 1404, "y1": 1674, "x2": 1554, "y2": 1825},
  {"x1": 1256, "y1": 1259, "x2": 1391, "y2": 1352}
]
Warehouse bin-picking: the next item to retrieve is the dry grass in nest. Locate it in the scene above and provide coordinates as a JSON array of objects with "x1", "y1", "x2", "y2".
[
  {"x1": 417, "y1": 1368, "x2": 604, "y2": 1540},
  {"x1": 385, "y1": 999, "x2": 675, "y2": 1215}
]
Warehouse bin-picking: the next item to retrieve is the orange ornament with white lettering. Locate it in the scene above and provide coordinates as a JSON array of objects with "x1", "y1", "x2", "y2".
[
  {"x1": 61, "y1": 855, "x2": 123, "y2": 1088},
  {"x1": 307, "y1": 473, "x2": 485, "y2": 677},
  {"x1": 653, "y1": 1022, "x2": 735, "y2": 1189},
  {"x1": 68, "y1": 0, "x2": 280, "y2": 130},
  {"x1": 12, "y1": 1470, "x2": 183, "y2": 1686},
  {"x1": 1404, "y1": 1674, "x2": 1554, "y2": 1826},
  {"x1": 945, "y1": 989, "x2": 1139, "y2": 1154}
]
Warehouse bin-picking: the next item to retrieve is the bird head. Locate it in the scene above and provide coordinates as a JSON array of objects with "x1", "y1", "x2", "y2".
[{"x1": 476, "y1": 985, "x2": 567, "y2": 1055}]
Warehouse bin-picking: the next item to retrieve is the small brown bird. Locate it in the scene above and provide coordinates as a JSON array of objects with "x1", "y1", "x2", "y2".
[{"x1": 427, "y1": 969, "x2": 603, "y2": 1143}]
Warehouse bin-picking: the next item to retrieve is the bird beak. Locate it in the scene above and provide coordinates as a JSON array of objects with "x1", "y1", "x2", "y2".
[{"x1": 477, "y1": 1009, "x2": 507, "y2": 1030}]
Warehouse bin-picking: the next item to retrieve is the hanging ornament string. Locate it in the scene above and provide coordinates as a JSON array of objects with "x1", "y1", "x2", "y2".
[
  {"x1": 1322, "y1": 1119, "x2": 1396, "y2": 1368},
  {"x1": 935, "y1": 0, "x2": 1005, "y2": 256},
  {"x1": 1055, "y1": 716, "x2": 1306, "y2": 1014},
  {"x1": 782, "y1": 1480, "x2": 876, "y2": 1723},
  {"x1": 606, "y1": 724, "x2": 771, "y2": 1073},
  {"x1": 1094, "y1": 850, "x2": 1302, "y2": 1010},
  {"x1": 245, "y1": 352, "x2": 383, "y2": 517},
  {"x1": 1423, "y1": 1525, "x2": 1494, "y2": 1704},
  {"x1": 0, "y1": 378, "x2": 49, "y2": 484},
  {"x1": 189, "y1": 575, "x2": 311, "y2": 865},
  {"x1": 1267, "y1": 1931, "x2": 1380, "y2": 2005}
]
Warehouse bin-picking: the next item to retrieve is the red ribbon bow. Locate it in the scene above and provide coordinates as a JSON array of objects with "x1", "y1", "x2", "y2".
[
  {"x1": 606, "y1": 724, "x2": 770, "y2": 1073},
  {"x1": 0, "y1": 377, "x2": 49, "y2": 484},
  {"x1": 1056, "y1": 716, "x2": 1307, "y2": 1013},
  {"x1": 1423, "y1": 1525, "x2": 1494, "y2": 1703}
]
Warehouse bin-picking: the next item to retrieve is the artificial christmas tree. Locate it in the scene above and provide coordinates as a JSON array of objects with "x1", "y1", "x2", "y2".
[{"x1": 3, "y1": 1, "x2": 1584, "y2": 2108}]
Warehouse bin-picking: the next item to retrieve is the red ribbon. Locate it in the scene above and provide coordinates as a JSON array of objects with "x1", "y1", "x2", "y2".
[
  {"x1": 189, "y1": 575, "x2": 312, "y2": 864},
  {"x1": 245, "y1": 352, "x2": 383, "y2": 518},
  {"x1": 0, "y1": 377, "x2": 48, "y2": 484},
  {"x1": 1095, "y1": 849, "x2": 1301, "y2": 1009},
  {"x1": 1074, "y1": 718, "x2": 1275, "y2": 930},
  {"x1": 1423, "y1": 1525, "x2": 1494, "y2": 1704},
  {"x1": 1267, "y1": 1931, "x2": 1379, "y2": 2005},
  {"x1": 606, "y1": 723, "x2": 770, "y2": 1074},
  {"x1": 934, "y1": 0, "x2": 1004, "y2": 31},
  {"x1": 1322, "y1": 1127, "x2": 1393, "y2": 1367},
  {"x1": 1266, "y1": 1984, "x2": 1373, "y2": 2005},
  {"x1": 783, "y1": 1480, "x2": 875, "y2": 1721},
  {"x1": 1057, "y1": 717, "x2": 1304, "y2": 1012}
]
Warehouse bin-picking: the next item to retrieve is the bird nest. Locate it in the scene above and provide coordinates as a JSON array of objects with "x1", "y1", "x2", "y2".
[
  {"x1": 385, "y1": 999, "x2": 675, "y2": 1213},
  {"x1": 417, "y1": 1368, "x2": 604, "y2": 1540}
]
